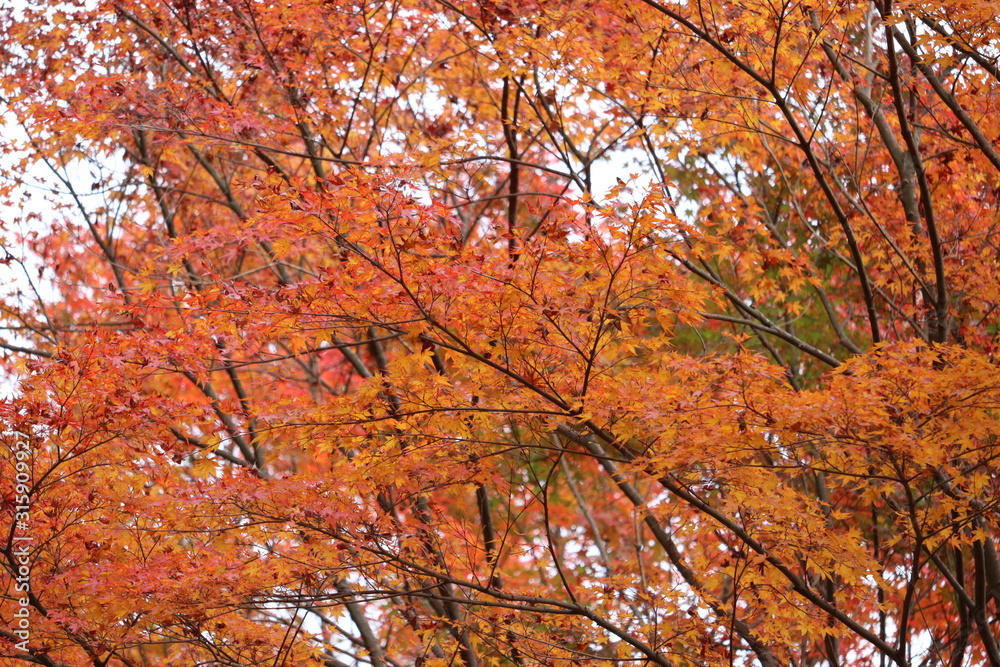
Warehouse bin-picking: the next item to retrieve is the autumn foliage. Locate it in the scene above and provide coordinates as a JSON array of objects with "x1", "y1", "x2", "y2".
[{"x1": 2, "y1": 0, "x2": 1000, "y2": 665}]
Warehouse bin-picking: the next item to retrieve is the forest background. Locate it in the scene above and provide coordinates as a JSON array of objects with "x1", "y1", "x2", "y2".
[{"x1": 2, "y1": 0, "x2": 1000, "y2": 666}]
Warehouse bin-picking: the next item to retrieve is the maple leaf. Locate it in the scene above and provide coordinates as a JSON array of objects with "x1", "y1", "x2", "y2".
[{"x1": 2, "y1": 0, "x2": 1000, "y2": 666}]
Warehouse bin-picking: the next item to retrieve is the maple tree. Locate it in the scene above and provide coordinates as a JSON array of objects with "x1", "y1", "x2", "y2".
[{"x1": 1, "y1": 0, "x2": 1000, "y2": 665}]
